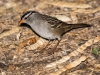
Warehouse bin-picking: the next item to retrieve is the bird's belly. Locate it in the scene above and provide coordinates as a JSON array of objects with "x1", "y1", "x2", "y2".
[
  {"x1": 36, "y1": 28, "x2": 56, "y2": 40},
  {"x1": 30, "y1": 21, "x2": 60, "y2": 40},
  {"x1": 31, "y1": 25, "x2": 57, "y2": 40}
]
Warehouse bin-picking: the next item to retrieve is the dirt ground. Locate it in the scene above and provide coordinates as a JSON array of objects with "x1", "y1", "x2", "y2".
[{"x1": 0, "y1": 0, "x2": 100, "y2": 75}]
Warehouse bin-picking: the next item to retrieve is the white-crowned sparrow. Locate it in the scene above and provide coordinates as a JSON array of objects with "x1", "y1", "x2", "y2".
[
  {"x1": 19, "y1": 11, "x2": 91, "y2": 40},
  {"x1": 19, "y1": 11, "x2": 91, "y2": 52}
]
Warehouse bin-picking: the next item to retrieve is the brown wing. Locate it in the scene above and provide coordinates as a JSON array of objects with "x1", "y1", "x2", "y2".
[{"x1": 40, "y1": 14, "x2": 72, "y2": 29}]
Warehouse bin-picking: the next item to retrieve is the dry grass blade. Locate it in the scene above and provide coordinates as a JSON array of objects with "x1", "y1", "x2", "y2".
[
  {"x1": 0, "y1": 27, "x2": 20, "y2": 39},
  {"x1": 74, "y1": 6, "x2": 100, "y2": 14},
  {"x1": 47, "y1": 56, "x2": 87, "y2": 75},
  {"x1": 45, "y1": 1, "x2": 92, "y2": 9},
  {"x1": 45, "y1": 36, "x2": 100, "y2": 69}
]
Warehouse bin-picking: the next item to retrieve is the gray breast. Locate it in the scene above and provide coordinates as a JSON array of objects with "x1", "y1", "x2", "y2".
[
  {"x1": 27, "y1": 13, "x2": 60, "y2": 40},
  {"x1": 30, "y1": 20, "x2": 58, "y2": 39}
]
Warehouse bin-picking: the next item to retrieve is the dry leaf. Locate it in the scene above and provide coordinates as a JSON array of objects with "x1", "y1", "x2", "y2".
[
  {"x1": 26, "y1": 38, "x2": 47, "y2": 50},
  {"x1": 53, "y1": 14, "x2": 71, "y2": 22},
  {"x1": 45, "y1": 1, "x2": 92, "y2": 9}
]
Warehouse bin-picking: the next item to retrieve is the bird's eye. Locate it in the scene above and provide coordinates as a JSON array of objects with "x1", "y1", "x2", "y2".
[{"x1": 24, "y1": 17, "x2": 28, "y2": 19}]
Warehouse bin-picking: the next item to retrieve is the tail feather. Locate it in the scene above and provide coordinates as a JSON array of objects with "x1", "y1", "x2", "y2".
[{"x1": 70, "y1": 23, "x2": 92, "y2": 29}]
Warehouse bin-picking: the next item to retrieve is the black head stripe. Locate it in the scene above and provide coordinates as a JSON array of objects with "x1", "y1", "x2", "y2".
[
  {"x1": 21, "y1": 11, "x2": 32, "y2": 19},
  {"x1": 21, "y1": 11, "x2": 37, "y2": 19}
]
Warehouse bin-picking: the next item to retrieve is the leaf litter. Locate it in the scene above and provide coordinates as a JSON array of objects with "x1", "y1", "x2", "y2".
[{"x1": 0, "y1": 0, "x2": 100, "y2": 75}]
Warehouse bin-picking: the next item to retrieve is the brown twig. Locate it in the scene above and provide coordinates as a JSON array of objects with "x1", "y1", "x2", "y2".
[{"x1": 83, "y1": 16, "x2": 100, "y2": 23}]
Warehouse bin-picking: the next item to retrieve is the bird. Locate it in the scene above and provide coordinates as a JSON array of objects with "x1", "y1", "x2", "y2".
[{"x1": 19, "y1": 11, "x2": 91, "y2": 53}]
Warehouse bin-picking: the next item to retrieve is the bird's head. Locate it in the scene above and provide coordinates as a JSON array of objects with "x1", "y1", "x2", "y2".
[{"x1": 19, "y1": 11, "x2": 38, "y2": 25}]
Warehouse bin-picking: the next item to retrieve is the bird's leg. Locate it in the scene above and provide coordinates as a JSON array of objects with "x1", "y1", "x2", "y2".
[
  {"x1": 40, "y1": 39, "x2": 51, "y2": 52},
  {"x1": 48, "y1": 39, "x2": 61, "y2": 54},
  {"x1": 52, "y1": 39, "x2": 61, "y2": 53},
  {"x1": 43, "y1": 39, "x2": 51, "y2": 49}
]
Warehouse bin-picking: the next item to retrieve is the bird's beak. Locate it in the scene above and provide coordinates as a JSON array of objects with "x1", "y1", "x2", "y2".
[{"x1": 19, "y1": 20, "x2": 24, "y2": 25}]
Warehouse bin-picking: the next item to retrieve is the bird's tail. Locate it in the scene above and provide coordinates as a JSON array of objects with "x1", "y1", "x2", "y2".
[{"x1": 70, "y1": 23, "x2": 92, "y2": 29}]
